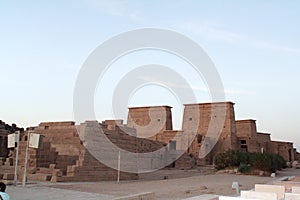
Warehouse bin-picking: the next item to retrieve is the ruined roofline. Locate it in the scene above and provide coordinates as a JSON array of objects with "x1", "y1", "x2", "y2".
[
  {"x1": 162, "y1": 130, "x2": 183, "y2": 133},
  {"x1": 128, "y1": 105, "x2": 173, "y2": 109},
  {"x1": 39, "y1": 121, "x2": 75, "y2": 126},
  {"x1": 102, "y1": 119, "x2": 124, "y2": 123},
  {"x1": 183, "y1": 101, "x2": 235, "y2": 106},
  {"x1": 26, "y1": 126, "x2": 38, "y2": 131},
  {"x1": 102, "y1": 119, "x2": 125, "y2": 126},
  {"x1": 257, "y1": 132, "x2": 271, "y2": 135},
  {"x1": 271, "y1": 140, "x2": 294, "y2": 145},
  {"x1": 236, "y1": 119, "x2": 256, "y2": 123},
  {"x1": 82, "y1": 120, "x2": 99, "y2": 124}
]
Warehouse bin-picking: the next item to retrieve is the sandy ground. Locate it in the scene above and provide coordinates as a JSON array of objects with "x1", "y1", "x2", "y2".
[{"x1": 5, "y1": 167, "x2": 300, "y2": 200}]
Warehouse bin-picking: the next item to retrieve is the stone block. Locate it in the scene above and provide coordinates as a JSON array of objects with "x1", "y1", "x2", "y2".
[
  {"x1": 50, "y1": 175, "x2": 58, "y2": 182},
  {"x1": 285, "y1": 193, "x2": 300, "y2": 200},
  {"x1": 219, "y1": 196, "x2": 258, "y2": 200},
  {"x1": 241, "y1": 190, "x2": 277, "y2": 200},
  {"x1": 27, "y1": 174, "x2": 52, "y2": 181},
  {"x1": 3, "y1": 173, "x2": 14, "y2": 180},
  {"x1": 52, "y1": 170, "x2": 63, "y2": 177},
  {"x1": 183, "y1": 194, "x2": 218, "y2": 199},
  {"x1": 255, "y1": 184, "x2": 285, "y2": 200},
  {"x1": 293, "y1": 187, "x2": 300, "y2": 194}
]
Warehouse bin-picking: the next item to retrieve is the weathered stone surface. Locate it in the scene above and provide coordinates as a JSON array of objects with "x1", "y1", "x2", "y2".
[
  {"x1": 2, "y1": 173, "x2": 14, "y2": 180},
  {"x1": 292, "y1": 187, "x2": 300, "y2": 194},
  {"x1": 236, "y1": 120, "x2": 260, "y2": 153},
  {"x1": 285, "y1": 193, "x2": 300, "y2": 200},
  {"x1": 127, "y1": 106, "x2": 173, "y2": 138},
  {"x1": 241, "y1": 190, "x2": 277, "y2": 200},
  {"x1": 1, "y1": 100, "x2": 299, "y2": 182},
  {"x1": 1, "y1": 119, "x2": 195, "y2": 182},
  {"x1": 219, "y1": 196, "x2": 257, "y2": 200},
  {"x1": 255, "y1": 184, "x2": 285, "y2": 200},
  {"x1": 183, "y1": 195, "x2": 218, "y2": 200},
  {"x1": 128, "y1": 102, "x2": 298, "y2": 165},
  {"x1": 182, "y1": 102, "x2": 238, "y2": 164}
]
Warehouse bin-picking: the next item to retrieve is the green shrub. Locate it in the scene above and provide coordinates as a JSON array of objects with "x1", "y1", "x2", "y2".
[
  {"x1": 238, "y1": 163, "x2": 252, "y2": 173},
  {"x1": 214, "y1": 150, "x2": 287, "y2": 174},
  {"x1": 214, "y1": 150, "x2": 240, "y2": 170},
  {"x1": 252, "y1": 153, "x2": 273, "y2": 172},
  {"x1": 239, "y1": 151, "x2": 251, "y2": 164},
  {"x1": 271, "y1": 154, "x2": 287, "y2": 171}
]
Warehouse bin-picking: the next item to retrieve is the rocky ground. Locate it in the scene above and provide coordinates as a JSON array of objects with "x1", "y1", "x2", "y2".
[{"x1": 6, "y1": 167, "x2": 300, "y2": 200}]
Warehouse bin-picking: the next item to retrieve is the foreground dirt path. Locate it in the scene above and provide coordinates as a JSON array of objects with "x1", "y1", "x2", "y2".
[{"x1": 49, "y1": 168, "x2": 277, "y2": 199}]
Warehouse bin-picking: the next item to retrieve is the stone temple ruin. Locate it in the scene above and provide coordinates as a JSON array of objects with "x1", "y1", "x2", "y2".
[
  {"x1": 127, "y1": 102, "x2": 298, "y2": 165},
  {"x1": 0, "y1": 121, "x2": 194, "y2": 182},
  {"x1": 0, "y1": 102, "x2": 299, "y2": 183}
]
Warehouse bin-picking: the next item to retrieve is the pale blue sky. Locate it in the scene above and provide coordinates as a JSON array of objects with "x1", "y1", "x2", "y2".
[{"x1": 1, "y1": 1, "x2": 300, "y2": 148}]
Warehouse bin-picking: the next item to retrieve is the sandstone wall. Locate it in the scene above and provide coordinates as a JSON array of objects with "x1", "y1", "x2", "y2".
[
  {"x1": 267, "y1": 141, "x2": 294, "y2": 162},
  {"x1": 182, "y1": 102, "x2": 238, "y2": 164},
  {"x1": 127, "y1": 106, "x2": 173, "y2": 138},
  {"x1": 236, "y1": 120, "x2": 260, "y2": 153},
  {"x1": 256, "y1": 132, "x2": 271, "y2": 153}
]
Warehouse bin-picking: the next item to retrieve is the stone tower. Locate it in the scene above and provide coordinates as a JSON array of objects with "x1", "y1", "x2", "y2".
[
  {"x1": 127, "y1": 106, "x2": 173, "y2": 138},
  {"x1": 182, "y1": 102, "x2": 238, "y2": 164},
  {"x1": 236, "y1": 119, "x2": 259, "y2": 152}
]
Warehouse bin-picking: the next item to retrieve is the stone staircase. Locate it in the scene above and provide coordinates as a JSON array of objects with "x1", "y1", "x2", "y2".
[{"x1": 1, "y1": 121, "x2": 197, "y2": 182}]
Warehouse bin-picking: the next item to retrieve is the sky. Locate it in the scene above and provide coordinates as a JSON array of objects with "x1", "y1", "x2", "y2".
[{"x1": 1, "y1": 1, "x2": 300, "y2": 149}]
